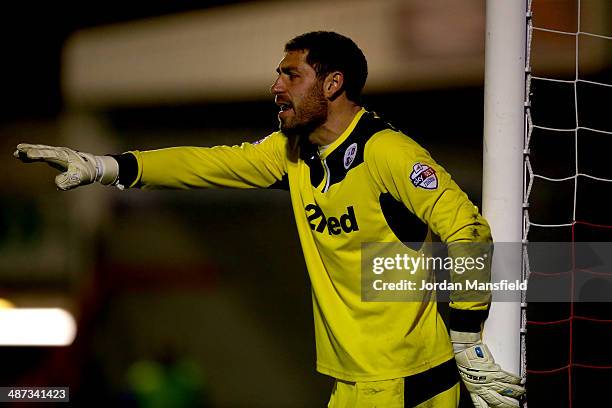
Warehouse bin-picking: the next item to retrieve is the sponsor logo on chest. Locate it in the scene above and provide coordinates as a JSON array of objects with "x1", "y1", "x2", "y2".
[{"x1": 305, "y1": 204, "x2": 359, "y2": 235}]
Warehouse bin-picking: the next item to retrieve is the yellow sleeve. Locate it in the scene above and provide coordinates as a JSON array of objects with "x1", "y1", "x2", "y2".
[
  {"x1": 130, "y1": 132, "x2": 287, "y2": 190},
  {"x1": 365, "y1": 130, "x2": 492, "y2": 326},
  {"x1": 365, "y1": 129, "x2": 491, "y2": 244}
]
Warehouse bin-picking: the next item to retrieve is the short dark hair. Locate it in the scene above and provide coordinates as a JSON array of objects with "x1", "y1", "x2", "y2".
[{"x1": 285, "y1": 31, "x2": 368, "y2": 103}]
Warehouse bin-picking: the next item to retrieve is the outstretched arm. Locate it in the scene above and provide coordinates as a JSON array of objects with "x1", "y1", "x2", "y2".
[{"x1": 14, "y1": 132, "x2": 288, "y2": 191}]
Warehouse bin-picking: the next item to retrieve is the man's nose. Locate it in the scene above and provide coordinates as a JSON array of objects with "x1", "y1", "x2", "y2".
[{"x1": 270, "y1": 77, "x2": 284, "y2": 95}]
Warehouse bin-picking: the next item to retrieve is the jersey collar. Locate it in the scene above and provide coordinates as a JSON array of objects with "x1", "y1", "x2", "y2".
[{"x1": 318, "y1": 107, "x2": 366, "y2": 160}]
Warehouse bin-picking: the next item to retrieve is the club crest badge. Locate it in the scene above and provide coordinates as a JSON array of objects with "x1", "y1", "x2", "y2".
[
  {"x1": 410, "y1": 163, "x2": 438, "y2": 190},
  {"x1": 343, "y1": 143, "x2": 358, "y2": 170}
]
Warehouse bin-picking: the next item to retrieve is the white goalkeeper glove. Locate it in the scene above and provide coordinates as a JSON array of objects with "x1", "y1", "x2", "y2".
[
  {"x1": 451, "y1": 330, "x2": 525, "y2": 408},
  {"x1": 14, "y1": 143, "x2": 119, "y2": 191}
]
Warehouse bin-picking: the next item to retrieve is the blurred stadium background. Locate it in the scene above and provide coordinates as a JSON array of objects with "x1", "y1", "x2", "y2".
[{"x1": 0, "y1": 0, "x2": 609, "y2": 407}]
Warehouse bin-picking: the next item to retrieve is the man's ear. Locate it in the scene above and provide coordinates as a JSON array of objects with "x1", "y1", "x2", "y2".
[{"x1": 323, "y1": 71, "x2": 344, "y2": 100}]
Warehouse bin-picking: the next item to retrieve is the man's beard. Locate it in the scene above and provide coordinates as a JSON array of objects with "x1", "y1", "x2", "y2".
[{"x1": 279, "y1": 82, "x2": 328, "y2": 144}]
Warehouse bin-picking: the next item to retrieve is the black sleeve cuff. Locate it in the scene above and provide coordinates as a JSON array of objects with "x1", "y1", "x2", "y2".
[
  {"x1": 110, "y1": 153, "x2": 139, "y2": 188},
  {"x1": 449, "y1": 308, "x2": 489, "y2": 333}
]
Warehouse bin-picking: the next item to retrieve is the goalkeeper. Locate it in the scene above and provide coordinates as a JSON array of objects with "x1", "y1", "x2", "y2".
[{"x1": 15, "y1": 31, "x2": 524, "y2": 407}]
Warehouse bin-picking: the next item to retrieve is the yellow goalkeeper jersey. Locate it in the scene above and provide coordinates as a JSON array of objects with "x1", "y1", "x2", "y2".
[{"x1": 123, "y1": 108, "x2": 491, "y2": 381}]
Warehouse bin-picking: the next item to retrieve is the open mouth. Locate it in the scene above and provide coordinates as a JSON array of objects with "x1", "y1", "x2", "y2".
[
  {"x1": 279, "y1": 103, "x2": 292, "y2": 112},
  {"x1": 277, "y1": 102, "x2": 294, "y2": 120}
]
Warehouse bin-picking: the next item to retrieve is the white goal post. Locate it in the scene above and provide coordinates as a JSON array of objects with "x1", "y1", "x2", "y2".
[{"x1": 481, "y1": 0, "x2": 527, "y2": 376}]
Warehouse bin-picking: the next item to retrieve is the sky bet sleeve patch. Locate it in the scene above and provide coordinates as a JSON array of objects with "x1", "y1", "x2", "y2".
[{"x1": 410, "y1": 163, "x2": 438, "y2": 190}]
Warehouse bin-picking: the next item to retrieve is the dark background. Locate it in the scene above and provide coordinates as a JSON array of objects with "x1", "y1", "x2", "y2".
[{"x1": 0, "y1": 1, "x2": 610, "y2": 407}]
